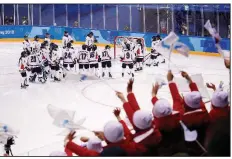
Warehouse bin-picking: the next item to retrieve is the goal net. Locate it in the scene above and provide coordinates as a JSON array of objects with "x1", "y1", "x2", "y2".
[{"x1": 114, "y1": 36, "x2": 146, "y2": 59}]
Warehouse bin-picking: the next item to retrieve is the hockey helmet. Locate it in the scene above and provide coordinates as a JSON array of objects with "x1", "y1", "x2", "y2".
[
  {"x1": 105, "y1": 45, "x2": 111, "y2": 50},
  {"x1": 136, "y1": 39, "x2": 142, "y2": 44},
  {"x1": 126, "y1": 43, "x2": 131, "y2": 50},
  {"x1": 24, "y1": 35, "x2": 28, "y2": 40},
  {"x1": 45, "y1": 33, "x2": 50, "y2": 37},
  {"x1": 82, "y1": 44, "x2": 88, "y2": 50},
  {"x1": 152, "y1": 36, "x2": 156, "y2": 41},
  {"x1": 64, "y1": 31, "x2": 68, "y2": 37},
  {"x1": 21, "y1": 51, "x2": 27, "y2": 57},
  {"x1": 88, "y1": 32, "x2": 93, "y2": 37},
  {"x1": 92, "y1": 44, "x2": 97, "y2": 51},
  {"x1": 67, "y1": 42, "x2": 72, "y2": 48},
  {"x1": 156, "y1": 35, "x2": 161, "y2": 40},
  {"x1": 34, "y1": 35, "x2": 39, "y2": 41}
]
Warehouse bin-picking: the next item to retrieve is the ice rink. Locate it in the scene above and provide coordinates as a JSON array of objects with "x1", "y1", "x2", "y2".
[{"x1": 0, "y1": 42, "x2": 229, "y2": 156}]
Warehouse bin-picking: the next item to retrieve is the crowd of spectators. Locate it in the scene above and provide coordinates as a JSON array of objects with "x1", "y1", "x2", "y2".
[
  {"x1": 49, "y1": 44, "x2": 230, "y2": 156},
  {"x1": 3, "y1": 16, "x2": 28, "y2": 25}
]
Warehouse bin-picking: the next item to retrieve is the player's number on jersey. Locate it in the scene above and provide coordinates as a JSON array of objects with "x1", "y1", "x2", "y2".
[
  {"x1": 90, "y1": 52, "x2": 95, "y2": 58},
  {"x1": 31, "y1": 56, "x2": 37, "y2": 62},
  {"x1": 102, "y1": 51, "x2": 108, "y2": 57},
  {"x1": 81, "y1": 53, "x2": 87, "y2": 60},
  {"x1": 65, "y1": 52, "x2": 72, "y2": 59},
  {"x1": 126, "y1": 52, "x2": 130, "y2": 59}
]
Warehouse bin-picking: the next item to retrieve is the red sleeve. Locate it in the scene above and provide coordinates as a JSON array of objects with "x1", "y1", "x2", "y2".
[
  {"x1": 123, "y1": 102, "x2": 138, "y2": 131},
  {"x1": 189, "y1": 82, "x2": 207, "y2": 111},
  {"x1": 127, "y1": 93, "x2": 140, "y2": 111},
  {"x1": 64, "y1": 147, "x2": 73, "y2": 156},
  {"x1": 66, "y1": 141, "x2": 99, "y2": 156},
  {"x1": 119, "y1": 120, "x2": 133, "y2": 141},
  {"x1": 151, "y1": 96, "x2": 159, "y2": 105},
  {"x1": 169, "y1": 82, "x2": 185, "y2": 115}
]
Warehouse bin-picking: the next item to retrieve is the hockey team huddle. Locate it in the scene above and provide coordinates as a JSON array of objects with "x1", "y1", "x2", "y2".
[{"x1": 18, "y1": 31, "x2": 164, "y2": 89}]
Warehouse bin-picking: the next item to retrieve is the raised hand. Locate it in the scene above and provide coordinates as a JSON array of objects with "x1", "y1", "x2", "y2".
[
  {"x1": 115, "y1": 91, "x2": 127, "y2": 103},
  {"x1": 181, "y1": 71, "x2": 192, "y2": 83},
  {"x1": 64, "y1": 131, "x2": 76, "y2": 146},
  {"x1": 167, "y1": 70, "x2": 174, "y2": 82},
  {"x1": 113, "y1": 108, "x2": 121, "y2": 117},
  {"x1": 152, "y1": 82, "x2": 159, "y2": 97},
  {"x1": 127, "y1": 78, "x2": 134, "y2": 93},
  {"x1": 206, "y1": 83, "x2": 216, "y2": 91}
]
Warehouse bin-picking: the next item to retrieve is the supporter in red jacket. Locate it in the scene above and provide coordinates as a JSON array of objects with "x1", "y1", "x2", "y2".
[
  {"x1": 151, "y1": 70, "x2": 182, "y2": 131},
  {"x1": 206, "y1": 83, "x2": 230, "y2": 123},
  {"x1": 115, "y1": 89, "x2": 162, "y2": 149},
  {"x1": 65, "y1": 120, "x2": 146, "y2": 156}
]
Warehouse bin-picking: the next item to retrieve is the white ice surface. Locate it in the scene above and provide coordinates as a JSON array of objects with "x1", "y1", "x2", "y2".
[{"x1": 0, "y1": 42, "x2": 229, "y2": 156}]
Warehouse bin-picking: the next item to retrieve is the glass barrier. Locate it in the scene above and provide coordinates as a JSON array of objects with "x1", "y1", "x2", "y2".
[
  {"x1": 105, "y1": 4, "x2": 117, "y2": 30},
  {"x1": 18, "y1": 4, "x2": 29, "y2": 25},
  {"x1": 67, "y1": 4, "x2": 79, "y2": 27},
  {"x1": 0, "y1": 4, "x2": 230, "y2": 38},
  {"x1": 80, "y1": 4, "x2": 91, "y2": 29},
  {"x1": 118, "y1": 5, "x2": 130, "y2": 31},
  {"x1": 54, "y1": 4, "x2": 66, "y2": 27},
  {"x1": 131, "y1": 5, "x2": 143, "y2": 32},
  {"x1": 144, "y1": 4, "x2": 158, "y2": 33},
  {"x1": 92, "y1": 4, "x2": 104, "y2": 30},
  {"x1": 41, "y1": 4, "x2": 53, "y2": 26},
  {"x1": 3, "y1": 4, "x2": 14, "y2": 25}
]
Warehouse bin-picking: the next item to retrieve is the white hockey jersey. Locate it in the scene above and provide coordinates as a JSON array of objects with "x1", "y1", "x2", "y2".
[
  {"x1": 151, "y1": 39, "x2": 161, "y2": 55},
  {"x1": 100, "y1": 49, "x2": 111, "y2": 62},
  {"x1": 27, "y1": 53, "x2": 41, "y2": 67},
  {"x1": 19, "y1": 57, "x2": 28, "y2": 72},
  {"x1": 88, "y1": 50, "x2": 98, "y2": 64},
  {"x1": 31, "y1": 41, "x2": 41, "y2": 54},
  {"x1": 134, "y1": 43, "x2": 144, "y2": 58},
  {"x1": 77, "y1": 50, "x2": 89, "y2": 64},
  {"x1": 62, "y1": 47, "x2": 76, "y2": 64},
  {"x1": 50, "y1": 50, "x2": 60, "y2": 66},
  {"x1": 121, "y1": 49, "x2": 135, "y2": 64},
  {"x1": 39, "y1": 48, "x2": 50, "y2": 62},
  {"x1": 23, "y1": 40, "x2": 32, "y2": 52},
  {"x1": 85, "y1": 36, "x2": 94, "y2": 47},
  {"x1": 44, "y1": 38, "x2": 51, "y2": 46},
  {"x1": 62, "y1": 35, "x2": 73, "y2": 48}
]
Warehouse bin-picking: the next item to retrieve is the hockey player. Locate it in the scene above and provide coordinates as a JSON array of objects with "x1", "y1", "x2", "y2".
[
  {"x1": 39, "y1": 41, "x2": 50, "y2": 75},
  {"x1": 120, "y1": 43, "x2": 135, "y2": 78},
  {"x1": 27, "y1": 49, "x2": 45, "y2": 83},
  {"x1": 23, "y1": 35, "x2": 32, "y2": 56},
  {"x1": 62, "y1": 31, "x2": 73, "y2": 48},
  {"x1": 85, "y1": 32, "x2": 95, "y2": 51},
  {"x1": 100, "y1": 45, "x2": 113, "y2": 78},
  {"x1": 134, "y1": 39, "x2": 144, "y2": 71},
  {"x1": 77, "y1": 44, "x2": 90, "y2": 81},
  {"x1": 147, "y1": 35, "x2": 161, "y2": 67},
  {"x1": 44, "y1": 33, "x2": 51, "y2": 47},
  {"x1": 18, "y1": 51, "x2": 29, "y2": 88},
  {"x1": 50, "y1": 45, "x2": 61, "y2": 81},
  {"x1": 88, "y1": 44, "x2": 100, "y2": 78},
  {"x1": 61, "y1": 42, "x2": 76, "y2": 78},
  {"x1": 31, "y1": 35, "x2": 41, "y2": 54}
]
